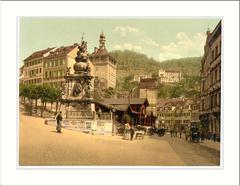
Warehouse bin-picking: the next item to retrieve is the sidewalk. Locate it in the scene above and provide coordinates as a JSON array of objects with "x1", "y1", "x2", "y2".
[{"x1": 199, "y1": 140, "x2": 220, "y2": 152}]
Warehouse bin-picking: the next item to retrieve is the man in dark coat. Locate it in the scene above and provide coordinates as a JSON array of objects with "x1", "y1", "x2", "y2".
[{"x1": 56, "y1": 111, "x2": 63, "y2": 133}]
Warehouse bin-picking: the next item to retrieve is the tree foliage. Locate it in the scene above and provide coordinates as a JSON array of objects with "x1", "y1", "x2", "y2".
[
  {"x1": 19, "y1": 83, "x2": 62, "y2": 116},
  {"x1": 109, "y1": 50, "x2": 201, "y2": 99}
]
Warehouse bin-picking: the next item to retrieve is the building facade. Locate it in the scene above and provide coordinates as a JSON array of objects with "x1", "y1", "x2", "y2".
[
  {"x1": 159, "y1": 69, "x2": 182, "y2": 84},
  {"x1": 22, "y1": 43, "x2": 95, "y2": 89},
  {"x1": 22, "y1": 47, "x2": 56, "y2": 85},
  {"x1": 200, "y1": 21, "x2": 221, "y2": 139},
  {"x1": 43, "y1": 44, "x2": 79, "y2": 87},
  {"x1": 139, "y1": 78, "x2": 158, "y2": 116},
  {"x1": 156, "y1": 98, "x2": 200, "y2": 130},
  {"x1": 133, "y1": 74, "x2": 152, "y2": 82},
  {"x1": 90, "y1": 33, "x2": 117, "y2": 89}
]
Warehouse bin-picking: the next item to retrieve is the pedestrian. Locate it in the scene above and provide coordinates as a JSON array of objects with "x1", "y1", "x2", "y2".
[
  {"x1": 56, "y1": 111, "x2": 63, "y2": 133},
  {"x1": 170, "y1": 129, "x2": 173, "y2": 138},
  {"x1": 174, "y1": 128, "x2": 177, "y2": 138},
  {"x1": 129, "y1": 123, "x2": 134, "y2": 141},
  {"x1": 179, "y1": 129, "x2": 182, "y2": 139},
  {"x1": 213, "y1": 132, "x2": 217, "y2": 142},
  {"x1": 123, "y1": 122, "x2": 130, "y2": 140}
]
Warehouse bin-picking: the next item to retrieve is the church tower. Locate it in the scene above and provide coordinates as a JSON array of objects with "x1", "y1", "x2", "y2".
[{"x1": 90, "y1": 32, "x2": 116, "y2": 89}]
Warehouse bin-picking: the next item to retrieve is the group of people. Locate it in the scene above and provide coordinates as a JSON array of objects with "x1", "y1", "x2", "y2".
[
  {"x1": 169, "y1": 125, "x2": 220, "y2": 143},
  {"x1": 170, "y1": 128, "x2": 183, "y2": 138}
]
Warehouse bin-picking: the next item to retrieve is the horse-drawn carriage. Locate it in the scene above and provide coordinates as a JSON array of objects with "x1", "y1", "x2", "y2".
[{"x1": 185, "y1": 122, "x2": 202, "y2": 143}]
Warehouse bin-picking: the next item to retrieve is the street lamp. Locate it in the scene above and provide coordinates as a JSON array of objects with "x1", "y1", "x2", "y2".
[
  {"x1": 128, "y1": 86, "x2": 138, "y2": 105},
  {"x1": 111, "y1": 107, "x2": 116, "y2": 136}
]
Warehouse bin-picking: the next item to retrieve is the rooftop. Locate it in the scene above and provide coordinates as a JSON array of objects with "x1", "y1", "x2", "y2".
[
  {"x1": 100, "y1": 98, "x2": 149, "y2": 106},
  {"x1": 24, "y1": 47, "x2": 55, "y2": 61},
  {"x1": 45, "y1": 44, "x2": 78, "y2": 59},
  {"x1": 139, "y1": 78, "x2": 157, "y2": 89}
]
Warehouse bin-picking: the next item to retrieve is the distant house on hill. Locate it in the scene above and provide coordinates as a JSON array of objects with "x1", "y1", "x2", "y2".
[
  {"x1": 159, "y1": 69, "x2": 182, "y2": 84},
  {"x1": 133, "y1": 74, "x2": 152, "y2": 82}
]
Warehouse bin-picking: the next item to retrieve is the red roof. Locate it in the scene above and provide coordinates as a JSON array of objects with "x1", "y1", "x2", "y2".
[
  {"x1": 24, "y1": 47, "x2": 55, "y2": 61},
  {"x1": 90, "y1": 48, "x2": 109, "y2": 57},
  {"x1": 139, "y1": 78, "x2": 157, "y2": 89},
  {"x1": 45, "y1": 45, "x2": 77, "y2": 59}
]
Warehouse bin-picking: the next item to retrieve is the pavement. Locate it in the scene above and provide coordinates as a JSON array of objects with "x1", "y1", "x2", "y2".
[
  {"x1": 153, "y1": 133, "x2": 220, "y2": 166},
  {"x1": 198, "y1": 139, "x2": 220, "y2": 152},
  {"x1": 19, "y1": 111, "x2": 220, "y2": 166},
  {"x1": 19, "y1": 113, "x2": 185, "y2": 166}
]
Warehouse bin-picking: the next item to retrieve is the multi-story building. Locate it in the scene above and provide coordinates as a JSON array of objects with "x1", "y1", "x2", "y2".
[
  {"x1": 133, "y1": 74, "x2": 152, "y2": 82},
  {"x1": 23, "y1": 47, "x2": 55, "y2": 85},
  {"x1": 200, "y1": 21, "x2": 221, "y2": 138},
  {"x1": 19, "y1": 65, "x2": 24, "y2": 84},
  {"x1": 90, "y1": 33, "x2": 117, "y2": 89},
  {"x1": 43, "y1": 44, "x2": 79, "y2": 87},
  {"x1": 22, "y1": 43, "x2": 95, "y2": 89},
  {"x1": 156, "y1": 98, "x2": 200, "y2": 130},
  {"x1": 159, "y1": 69, "x2": 182, "y2": 84},
  {"x1": 139, "y1": 78, "x2": 158, "y2": 116}
]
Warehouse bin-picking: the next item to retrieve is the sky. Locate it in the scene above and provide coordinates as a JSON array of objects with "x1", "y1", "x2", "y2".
[{"x1": 19, "y1": 18, "x2": 220, "y2": 65}]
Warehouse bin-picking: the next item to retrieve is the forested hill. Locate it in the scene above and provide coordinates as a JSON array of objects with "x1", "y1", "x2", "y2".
[{"x1": 109, "y1": 50, "x2": 201, "y2": 82}]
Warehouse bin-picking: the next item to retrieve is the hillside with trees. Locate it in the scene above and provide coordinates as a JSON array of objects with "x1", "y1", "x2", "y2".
[
  {"x1": 110, "y1": 50, "x2": 201, "y2": 81},
  {"x1": 109, "y1": 50, "x2": 201, "y2": 99}
]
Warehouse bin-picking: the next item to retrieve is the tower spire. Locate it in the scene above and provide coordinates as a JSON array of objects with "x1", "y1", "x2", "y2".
[
  {"x1": 81, "y1": 32, "x2": 84, "y2": 42},
  {"x1": 99, "y1": 31, "x2": 106, "y2": 49}
]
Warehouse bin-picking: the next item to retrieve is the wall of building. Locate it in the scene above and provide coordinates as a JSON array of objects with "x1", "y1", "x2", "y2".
[
  {"x1": 200, "y1": 22, "x2": 221, "y2": 138},
  {"x1": 139, "y1": 88, "x2": 157, "y2": 115},
  {"x1": 23, "y1": 57, "x2": 44, "y2": 85},
  {"x1": 93, "y1": 59, "x2": 116, "y2": 89},
  {"x1": 159, "y1": 69, "x2": 182, "y2": 84}
]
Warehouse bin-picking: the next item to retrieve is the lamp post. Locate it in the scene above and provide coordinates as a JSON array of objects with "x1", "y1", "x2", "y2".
[
  {"x1": 128, "y1": 86, "x2": 138, "y2": 125},
  {"x1": 128, "y1": 86, "x2": 138, "y2": 105},
  {"x1": 112, "y1": 107, "x2": 116, "y2": 136}
]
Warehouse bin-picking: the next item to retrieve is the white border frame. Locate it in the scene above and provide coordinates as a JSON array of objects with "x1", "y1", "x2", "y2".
[
  {"x1": 16, "y1": 16, "x2": 224, "y2": 171},
  {"x1": 1, "y1": 1, "x2": 239, "y2": 185}
]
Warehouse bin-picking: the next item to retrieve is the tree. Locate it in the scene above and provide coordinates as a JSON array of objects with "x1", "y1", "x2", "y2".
[
  {"x1": 19, "y1": 83, "x2": 29, "y2": 104},
  {"x1": 39, "y1": 85, "x2": 51, "y2": 117},
  {"x1": 124, "y1": 113, "x2": 131, "y2": 123},
  {"x1": 104, "y1": 87, "x2": 116, "y2": 98}
]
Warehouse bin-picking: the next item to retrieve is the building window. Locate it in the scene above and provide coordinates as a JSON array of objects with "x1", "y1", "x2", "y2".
[
  {"x1": 211, "y1": 50, "x2": 214, "y2": 61},
  {"x1": 202, "y1": 80, "x2": 205, "y2": 91},
  {"x1": 202, "y1": 100, "x2": 205, "y2": 110},
  {"x1": 220, "y1": 41, "x2": 221, "y2": 53},
  {"x1": 219, "y1": 92, "x2": 221, "y2": 106},
  {"x1": 219, "y1": 65, "x2": 221, "y2": 80},
  {"x1": 215, "y1": 69, "x2": 218, "y2": 82},
  {"x1": 215, "y1": 94, "x2": 217, "y2": 107},
  {"x1": 215, "y1": 45, "x2": 218, "y2": 57},
  {"x1": 211, "y1": 72, "x2": 213, "y2": 85}
]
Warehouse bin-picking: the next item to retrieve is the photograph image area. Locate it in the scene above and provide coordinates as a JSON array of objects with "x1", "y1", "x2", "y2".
[{"x1": 19, "y1": 18, "x2": 221, "y2": 166}]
